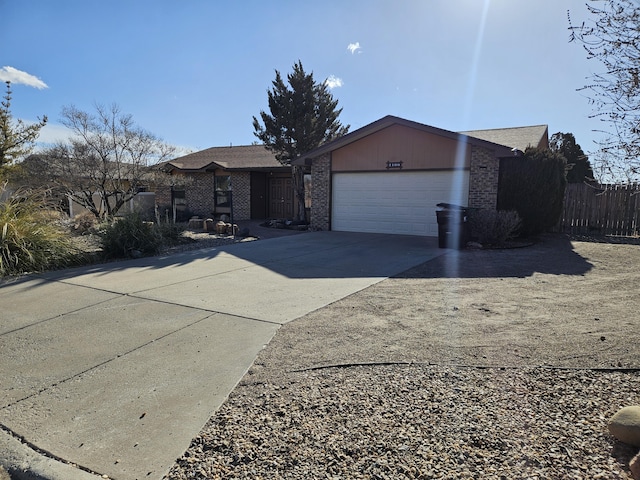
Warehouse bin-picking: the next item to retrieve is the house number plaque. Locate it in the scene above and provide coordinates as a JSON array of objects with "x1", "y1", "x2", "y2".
[{"x1": 386, "y1": 161, "x2": 403, "y2": 170}]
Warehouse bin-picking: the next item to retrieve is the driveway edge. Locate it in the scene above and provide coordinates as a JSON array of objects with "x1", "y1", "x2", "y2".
[{"x1": 0, "y1": 431, "x2": 100, "y2": 480}]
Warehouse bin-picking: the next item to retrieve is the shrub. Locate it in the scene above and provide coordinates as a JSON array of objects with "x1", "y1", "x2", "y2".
[
  {"x1": 72, "y1": 211, "x2": 99, "y2": 234},
  {"x1": 468, "y1": 209, "x2": 521, "y2": 246},
  {"x1": 498, "y1": 147, "x2": 567, "y2": 236},
  {"x1": 99, "y1": 213, "x2": 186, "y2": 259},
  {"x1": 154, "y1": 208, "x2": 185, "y2": 244},
  {"x1": 100, "y1": 213, "x2": 162, "y2": 258},
  {"x1": 0, "y1": 186, "x2": 83, "y2": 276}
]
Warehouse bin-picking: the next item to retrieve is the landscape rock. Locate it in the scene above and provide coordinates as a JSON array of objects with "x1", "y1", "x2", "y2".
[
  {"x1": 204, "y1": 218, "x2": 215, "y2": 232},
  {"x1": 630, "y1": 451, "x2": 640, "y2": 480},
  {"x1": 215, "y1": 221, "x2": 227, "y2": 234},
  {"x1": 609, "y1": 406, "x2": 640, "y2": 447}
]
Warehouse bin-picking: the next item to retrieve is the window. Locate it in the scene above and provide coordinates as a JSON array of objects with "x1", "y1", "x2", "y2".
[
  {"x1": 171, "y1": 186, "x2": 188, "y2": 222},
  {"x1": 215, "y1": 175, "x2": 231, "y2": 208}
]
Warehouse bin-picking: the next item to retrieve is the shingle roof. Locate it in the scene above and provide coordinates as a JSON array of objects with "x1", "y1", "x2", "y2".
[
  {"x1": 161, "y1": 145, "x2": 286, "y2": 172},
  {"x1": 460, "y1": 125, "x2": 549, "y2": 152}
]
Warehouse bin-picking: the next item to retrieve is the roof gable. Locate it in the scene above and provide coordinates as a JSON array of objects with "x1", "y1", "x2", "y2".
[{"x1": 293, "y1": 115, "x2": 517, "y2": 165}]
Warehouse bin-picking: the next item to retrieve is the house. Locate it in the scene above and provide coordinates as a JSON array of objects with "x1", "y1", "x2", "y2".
[
  {"x1": 292, "y1": 115, "x2": 548, "y2": 237},
  {"x1": 156, "y1": 145, "x2": 297, "y2": 222},
  {"x1": 460, "y1": 125, "x2": 549, "y2": 152}
]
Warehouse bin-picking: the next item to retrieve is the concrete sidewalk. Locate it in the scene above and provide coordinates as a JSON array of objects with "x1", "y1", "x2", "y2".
[{"x1": 0, "y1": 232, "x2": 445, "y2": 480}]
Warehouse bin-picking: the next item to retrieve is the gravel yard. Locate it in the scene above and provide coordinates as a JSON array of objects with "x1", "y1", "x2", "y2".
[
  {"x1": 169, "y1": 366, "x2": 638, "y2": 479},
  {"x1": 165, "y1": 234, "x2": 640, "y2": 480}
]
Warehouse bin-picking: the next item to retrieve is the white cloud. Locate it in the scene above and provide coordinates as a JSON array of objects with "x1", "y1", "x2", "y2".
[
  {"x1": 34, "y1": 122, "x2": 73, "y2": 145},
  {"x1": 347, "y1": 42, "x2": 361, "y2": 54},
  {"x1": 0, "y1": 66, "x2": 48, "y2": 89},
  {"x1": 325, "y1": 75, "x2": 343, "y2": 89}
]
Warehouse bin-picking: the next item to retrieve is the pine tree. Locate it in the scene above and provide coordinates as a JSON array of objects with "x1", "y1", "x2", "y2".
[
  {"x1": 0, "y1": 81, "x2": 47, "y2": 172},
  {"x1": 549, "y1": 132, "x2": 594, "y2": 183},
  {"x1": 253, "y1": 61, "x2": 349, "y2": 221}
]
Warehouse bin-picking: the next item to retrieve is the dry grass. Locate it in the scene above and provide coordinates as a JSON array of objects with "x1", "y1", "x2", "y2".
[{"x1": 0, "y1": 188, "x2": 84, "y2": 276}]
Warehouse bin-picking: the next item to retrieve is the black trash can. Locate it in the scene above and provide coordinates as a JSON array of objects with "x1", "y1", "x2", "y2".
[{"x1": 435, "y1": 204, "x2": 470, "y2": 249}]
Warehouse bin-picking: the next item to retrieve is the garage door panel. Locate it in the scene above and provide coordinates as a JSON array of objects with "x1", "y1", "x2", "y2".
[{"x1": 332, "y1": 171, "x2": 469, "y2": 237}]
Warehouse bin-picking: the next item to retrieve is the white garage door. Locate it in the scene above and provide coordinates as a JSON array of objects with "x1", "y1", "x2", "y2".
[{"x1": 332, "y1": 171, "x2": 469, "y2": 236}]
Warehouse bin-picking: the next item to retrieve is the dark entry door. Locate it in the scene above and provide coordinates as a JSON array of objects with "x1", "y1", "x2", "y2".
[
  {"x1": 269, "y1": 177, "x2": 293, "y2": 219},
  {"x1": 250, "y1": 172, "x2": 267, "y2": 219}
]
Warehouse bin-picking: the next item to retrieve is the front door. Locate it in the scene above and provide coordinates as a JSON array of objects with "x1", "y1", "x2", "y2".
[
  {"x1": 250, "y1": 172, "x2": 267, "y2": 219},
  {"x1": 269, "y1": 177, "x2": 293, "y2": 219}
]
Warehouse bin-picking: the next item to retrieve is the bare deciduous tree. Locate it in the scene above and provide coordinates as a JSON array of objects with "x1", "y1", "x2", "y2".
[
  {"x1": 29, "y1": 104, "x2": 174, "y2": 218},
  {"x1": 569, "y1": 0, "x2": 640, "y2": 182}
]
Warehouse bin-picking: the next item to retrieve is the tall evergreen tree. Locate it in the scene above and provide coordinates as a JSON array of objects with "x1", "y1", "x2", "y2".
[
  {"x1": 549, "y1": 132, "x2": 594, "y2": 183},
  {"x1": 253, "y1": 61, "x2": 349, "y2": 221},
  {"x1": 0, "y1": 81, "x2": 47, "y2": 175},
  {"x1": 498, "y1": 147, "x2": 567, "y2": 236}
]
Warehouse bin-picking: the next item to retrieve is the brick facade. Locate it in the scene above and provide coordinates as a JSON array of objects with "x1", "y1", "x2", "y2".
[
  {"x1": 468, "y1": 145, "x2": 500, "y2": 210},
  {"x1": 186, "y1": 172, "x2": 215, "y2": 218},
  {"x1": 310, "y1": 153, "x2": 331, "y2": 231},
  {"x1": 158, "y1": 171, "x2": 252, "y2": 221},
  {"x1": 231, "y1": 172, "x2": 251, "y2": 220},
  {"x1": 154, "y1": 185, "x2": 173, "y2": 220}
]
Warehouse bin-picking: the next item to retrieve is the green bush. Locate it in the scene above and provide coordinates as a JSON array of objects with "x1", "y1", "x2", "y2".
[
  {"x1": 498, "y1": 147, "x2": 567, "y2": 236},
  {"x1": 99, "y1": 213, "x2": 185, "y2": 259},
  {"x1": 0, "y1": 187, "x2": 83, "y2": 276},
  {"x1": 468, "y1": 209, "x2": 521, "y2": 246}
]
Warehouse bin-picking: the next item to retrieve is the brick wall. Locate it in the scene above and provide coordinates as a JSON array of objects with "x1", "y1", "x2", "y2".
[
  {"x1": 154, "y1": 185, "x2": 173, "y2": 219},
  {"x1": 468, "y1": 145, "x2": 500, "y2": 210},
  {"x1": 186, "y1": 172, "x2": 215, "y2": 218},
  {"x1": 231, "y1": 172, "x2": 251, "y2": 220},
  {"x1": 154, "y1": 185, "x2": 172, "y2": 207},
  {"x1": 310, "y1": 153, "x2": 331, "y2": 231}
]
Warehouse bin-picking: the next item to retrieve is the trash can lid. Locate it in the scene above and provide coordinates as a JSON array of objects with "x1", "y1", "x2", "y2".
[{"x1": 436, "y1": 202, "x2": 468, "y2": 210}]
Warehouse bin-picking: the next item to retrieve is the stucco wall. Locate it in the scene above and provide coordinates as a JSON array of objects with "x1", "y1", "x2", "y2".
[{"x1": 332, "y1": 124, "x2": 471, "y2": 172}]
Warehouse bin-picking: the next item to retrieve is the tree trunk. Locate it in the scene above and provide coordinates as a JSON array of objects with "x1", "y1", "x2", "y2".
[{"x1": 291, "y1": 164, "x2": 306, "y2": 222}]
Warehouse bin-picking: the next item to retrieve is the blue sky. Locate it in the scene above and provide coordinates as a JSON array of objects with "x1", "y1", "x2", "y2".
[{"x1": 2, "y1": 0, "x2": 601, "y2": 155}]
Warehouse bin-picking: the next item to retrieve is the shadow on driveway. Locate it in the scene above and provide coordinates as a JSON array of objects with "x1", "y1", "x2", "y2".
[
  {"x1": 2, "y1": 232, "x2": 594, "y2": 293},
  {"x1": 396, "y1": 234, "x2": 593, "y2": 279}
]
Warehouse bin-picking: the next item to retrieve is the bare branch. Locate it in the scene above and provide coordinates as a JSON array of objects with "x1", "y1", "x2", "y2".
[
  {"x1": 26, "y1": 104, "x2": 174, "y2": 219},
  {"x1": 570, "y1": 0, "x2": 640, "y2": 182}
]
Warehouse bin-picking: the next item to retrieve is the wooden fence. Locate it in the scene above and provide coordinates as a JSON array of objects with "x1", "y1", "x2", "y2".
[{"x1": 558, "y1": 183, "x2": 640, "y2": 237}]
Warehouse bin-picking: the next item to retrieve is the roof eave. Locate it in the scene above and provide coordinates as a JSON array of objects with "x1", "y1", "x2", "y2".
[{"x1": 292, "y1": 115, "x2": 518, "y2": 164}]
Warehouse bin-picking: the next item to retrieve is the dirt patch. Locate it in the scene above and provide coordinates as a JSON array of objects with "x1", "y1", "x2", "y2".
[
  {"x1": 258, "y1": 234, "x2": 640, "y2": 372},
  {"x1": 168, "y1": 233, "x2": 640, "y2": 479}
]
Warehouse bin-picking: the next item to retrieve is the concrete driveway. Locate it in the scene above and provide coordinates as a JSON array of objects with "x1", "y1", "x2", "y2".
[{"x1": 0, "y1": 232, "x2": 445, "y2": 480}]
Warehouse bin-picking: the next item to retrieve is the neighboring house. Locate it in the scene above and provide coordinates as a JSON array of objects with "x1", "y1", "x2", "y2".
[
  {"x1": 68, "y1": 191, "x2": 155, "y2": 219},
  {"x1": 460, "y1": 125, "x2": 549, "y2": 152},
  {"x1": 13, "y1": 154, "x2": 157, "y2": 219},
  {"x1": 157, "y1": 145, "x2": 296, "y2": 221},
  {"x1": 293, "y1": 115, "x2": 548, "y2": 237}
]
